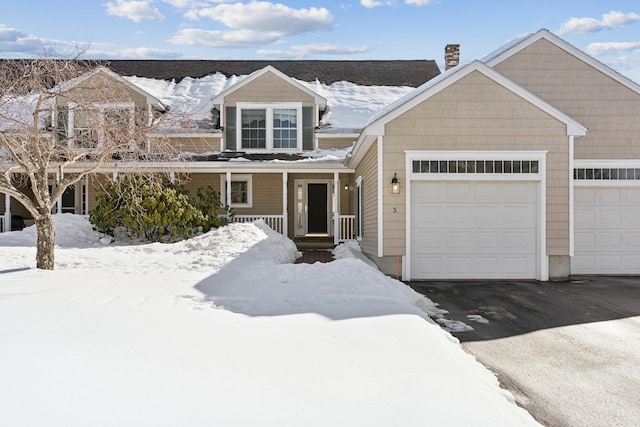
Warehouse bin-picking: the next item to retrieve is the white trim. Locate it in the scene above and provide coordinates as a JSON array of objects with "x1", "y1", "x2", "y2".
[
  {"x1": 484, "y1": 29, "x2": 640, "y2": 97},
  {"x1": 575, "y1": 159, "x2": 640, "y2": 168},
  {"x1": 282, "y1": 172, "x2": 288, "y2": 237},
  {"x1": 84, "y1": 175, "x2": 89, "y2": 216},
  {"x1": 333, "y1": 172, "x2": 340, "y2": 244},
  {"x1": 573, "y1": 159, "x2": 640, "y2": 187},
  {"x1": 356, "y1": 176, "x2": 363, "y2": 241},
  {"x1": 4, "y1": 193, "x2": 11, "y2": 232},
  {"x1": 293, "y1": 179, "x2": 334, "y2": 236},
  {"x1": 63, "y1": 162, "x2": 354, "y2": 174},
  {"x1": 377, "y1": 135, "x2": 384, "y2": 258},
  {"x1": 404, "y1": 150, "x2": 548, "y2": 281},
  {"x1": 315, "y1": 133, "x2": 359, "y2": 139},
  {"x1": 236, "y1": 102, "x2": 303, "y2": 152},
  {"x1": 220, "y1": 173, "x2": 253, "y2": 208},
  {"x1": 569, "y1": 136, "x2": 575, "y2": 257}
]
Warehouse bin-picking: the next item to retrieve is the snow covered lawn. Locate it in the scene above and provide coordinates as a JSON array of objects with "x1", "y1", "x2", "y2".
[{"x1": 0, "y1": 215, "x2": 540, "y2": 426}]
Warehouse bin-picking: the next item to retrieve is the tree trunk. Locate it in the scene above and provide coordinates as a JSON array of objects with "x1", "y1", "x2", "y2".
[{"x1": 35, "y1": 214, "x2": 55, "y2": 270}]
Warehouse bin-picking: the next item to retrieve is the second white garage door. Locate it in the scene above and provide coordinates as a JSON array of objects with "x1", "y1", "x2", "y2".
[
  {"x1": 411, "y1": 181, "x2": 538, "y2": 279},
  {"x1": 573, "y1": 187, "x2": 640, "y2": 274}
]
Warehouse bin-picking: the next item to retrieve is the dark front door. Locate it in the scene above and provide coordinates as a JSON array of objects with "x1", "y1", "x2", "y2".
[{"x1": 307, "y1": 183, "x2": 328, "y2": 234}]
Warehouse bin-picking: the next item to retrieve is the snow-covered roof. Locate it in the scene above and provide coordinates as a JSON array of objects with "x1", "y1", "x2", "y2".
[{"x1": 125, "y1": 72, "x2": 416, "y2": 135}]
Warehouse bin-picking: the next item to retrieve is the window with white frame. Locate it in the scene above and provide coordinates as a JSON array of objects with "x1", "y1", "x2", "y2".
[
  {"x1": 59, "y1": 102, "x2": 135, "y2": 149},
  {"x1": 237, "y1": 103, "x2": 302, "y2": 151},
  {"x1": 220, "y1": 174, "x2": 253, "y2": 208}
]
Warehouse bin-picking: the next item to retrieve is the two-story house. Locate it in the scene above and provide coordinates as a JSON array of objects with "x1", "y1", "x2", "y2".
[{"x1": 3, "y1": 29, "x2": 640, "y2": 281}]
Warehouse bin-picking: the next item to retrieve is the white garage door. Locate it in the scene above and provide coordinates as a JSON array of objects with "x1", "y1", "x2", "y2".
[
  {"x1": 573, "y1": 187, "x2": 640, "y2": 274},
  {"x1": 411, "y1": 181, "x2": 538, "y2": 279}
]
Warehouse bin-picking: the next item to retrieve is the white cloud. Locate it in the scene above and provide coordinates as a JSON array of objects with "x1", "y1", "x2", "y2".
[
  {"x1": 361, "y1": 0, "x2": 384, "y2": 7},
  {"x1": 187, "y1": 2, "x2": 332, "y2": 35},
  {"x1": 558, "y1": 11, "x2": 640, "y2": 35},
  {"x1": 0, "y1": 25, "x2": 44, "y2": 54},
  {"x1": 104, "y1": 0, "x2": 165, "y2": 22},
  {"x1": 116, "y1": 47, "x2": 183, "y2": 58},
  {"x1": 173, "y1": 2, "x2": 333, "y2": 48},
  {"x1": 168, "y1": 28, "x2": 280, "y2": 48},
  {"x1": 586, "y1": 41, "x2": 640, "y2": 56},
  {"x1": 405, "y1": 0, "x2": 435, "y2": 5},
  {"x1": 257, "y1": 43, "x2": 372, "y2": 58}
]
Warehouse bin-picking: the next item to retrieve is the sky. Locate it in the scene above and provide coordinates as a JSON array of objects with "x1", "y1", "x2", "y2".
[{"x1": 2, "y1": 0, "x2": 640, "y2": 83}]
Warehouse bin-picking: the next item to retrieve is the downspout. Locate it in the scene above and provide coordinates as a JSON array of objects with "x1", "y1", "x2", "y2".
[
  {"x1": 377, "y1": 136, "x2": 384, "y2": 258},
  {"x1": 569, "y1": 135, "x2": 575, "y2": 257}
]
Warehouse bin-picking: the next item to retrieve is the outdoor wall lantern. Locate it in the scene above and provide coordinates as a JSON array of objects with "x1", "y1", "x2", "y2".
[{"x1": 391, "y1": 173, "x2": 400, "y2": 194}]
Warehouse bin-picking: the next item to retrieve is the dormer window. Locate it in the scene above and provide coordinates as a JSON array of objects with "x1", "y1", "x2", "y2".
[
  {"x1": 237, "y1": 103, "x2": 302, "y2": 151},
  {"x1": 57, "y1": 102, "x2": 136, "y2": 149}
]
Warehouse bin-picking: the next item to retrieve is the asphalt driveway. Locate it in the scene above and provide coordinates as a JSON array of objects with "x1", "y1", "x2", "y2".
[{"x1": 409, "y1": 277, "x2": 640, "y2": 427}]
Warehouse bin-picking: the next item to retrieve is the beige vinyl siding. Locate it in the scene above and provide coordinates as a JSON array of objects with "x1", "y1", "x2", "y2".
[
  {"x1": 182, "y1": 173, "x2": 222, "y2": 193},
  {"x1": 167, "y1": 136, "x2": 221, "y2": 153},
  {"x1": 180, "y1": 173, "x2": 283, "y2": 216},
  {"x1": 225, "y1": 72, "x2": 315, "y2": 105},
  {"x1": 59, "y1": 73, "x2": 148, "y2": 107},
  {"x1": 0, "y1": 193, "x2": 32, "y2": 221},
  {"x1": 383, "y1": 70, "x2": 571, "y2": 257},
  {"x1": 339, "y1": 173, "x2": 351, "y2": 215},
  {"x1": 492, "y1": 38, "x2": 640, "y2": 159},
  {"x1": 86, "y1": 175, "x2": 111, "y2": 212},
  {"x1": 318, "y1": 137, "x2": 356, "y2": 150},
  {"x1": 355, "y1": 140, "x2": 379, "y2": 257}
]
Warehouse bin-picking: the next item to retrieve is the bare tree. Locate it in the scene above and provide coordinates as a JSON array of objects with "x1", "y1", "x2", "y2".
[{"x1": 0, "y1": 58, "x2": 174, "y2": 269}]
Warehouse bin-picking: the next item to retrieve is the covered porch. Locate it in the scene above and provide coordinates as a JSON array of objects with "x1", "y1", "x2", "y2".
[{"x1": 214, "y1": 167, "x2": 356, "y2": 245}]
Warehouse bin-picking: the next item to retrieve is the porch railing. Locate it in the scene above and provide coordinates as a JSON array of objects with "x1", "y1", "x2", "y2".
[
  {"x1": 338, "y1": 215, "x2": 356, "y2": 242},
  {"x1": 231, "y1": 215, "x2": 285, "y2": 234},
  {"x1": 228, "y1": 214, "x2": 356, "y2": 242}
]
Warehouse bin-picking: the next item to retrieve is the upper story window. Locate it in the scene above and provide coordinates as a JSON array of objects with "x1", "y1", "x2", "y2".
[
  {"x1": 237, "y1": 103, "x2": 302, "y2": 152},
  {"x1": 57, "y1": 102, "x2": 136, "y2": 149}
]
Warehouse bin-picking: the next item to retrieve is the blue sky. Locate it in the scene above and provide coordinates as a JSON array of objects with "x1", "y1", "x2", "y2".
[{"x1": 2, "y1": 0, "x2": 640, "y2": 82}]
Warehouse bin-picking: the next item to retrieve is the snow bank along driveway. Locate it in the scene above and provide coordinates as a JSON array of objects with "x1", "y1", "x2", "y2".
[{"x1": 0, "y1": 215, "x2": 540, "y2": 426}]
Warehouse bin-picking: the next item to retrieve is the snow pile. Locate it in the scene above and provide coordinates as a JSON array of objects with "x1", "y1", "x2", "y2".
[
  {"x1": 124, "y1": 73, "x2": 414, "y2": 132},
  {"x1": 302, "y1": 79, "x2": 415, "y2": 131},
  {"x1": 0, "y1": 216, "x2": 540, "y2": 426}
]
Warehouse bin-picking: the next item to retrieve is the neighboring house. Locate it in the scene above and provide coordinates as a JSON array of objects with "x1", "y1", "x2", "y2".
[{"x1": 2, "y1": 29, "x2": 640, "y2": 281}]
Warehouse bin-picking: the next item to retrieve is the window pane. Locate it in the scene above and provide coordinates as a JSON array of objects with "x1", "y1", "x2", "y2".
[
  {"x1": 230, "y1": 181, "x2": 248, "y2": 204},
  {"x1": 241, "y1": 109, "x2": 266, "y2": 149},
  {"x1": 273, "y1": 109, "x2": 297, "y2": 148},
  {"x1": 74, "y1": 109, "x2": 99, "y2": 148}
]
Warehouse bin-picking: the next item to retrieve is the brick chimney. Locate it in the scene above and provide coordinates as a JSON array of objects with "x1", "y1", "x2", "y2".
[{"x1": 445, "y1": 44, "x2": 460, "y2": 71}]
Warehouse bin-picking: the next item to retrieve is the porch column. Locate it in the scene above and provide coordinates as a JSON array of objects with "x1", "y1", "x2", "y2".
[
  {"x1": 333, "y1": 172, "x2": 339, "y2": 244},
  {"x1": 56, "y1": 171, "x2": 62, "y2": 214},
  {"x1": 225, "y1": 171, "x2": 232, "y2": 210},
  {"x1": 282, "y1": 172, "x2": 288, "y2": 236},
  {"x1": 3, "y1": 193, "x2": 11, "y2": 232},
  {"x1": 84, "y1": 175, "x2": 89, "y2": 216}
]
